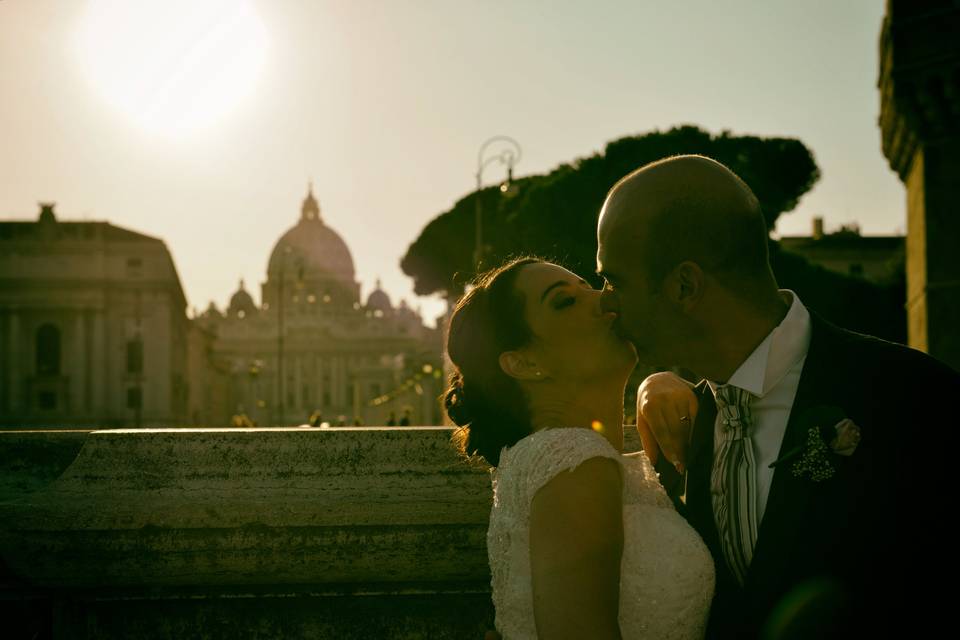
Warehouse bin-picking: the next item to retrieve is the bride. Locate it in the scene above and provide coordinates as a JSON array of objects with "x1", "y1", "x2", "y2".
[{"x1": 444, "y1": 257, "x2": 714, "y2": 640}]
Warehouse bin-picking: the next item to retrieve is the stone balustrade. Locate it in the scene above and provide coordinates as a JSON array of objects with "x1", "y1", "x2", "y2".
[{"x1": 0, "y1": 427, "x2": 495, "y2": 639}]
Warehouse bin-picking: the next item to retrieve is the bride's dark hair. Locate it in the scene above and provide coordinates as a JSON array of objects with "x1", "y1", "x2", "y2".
[{"x1": 444, "y1": 257, "x2": 542, "y2": 466}]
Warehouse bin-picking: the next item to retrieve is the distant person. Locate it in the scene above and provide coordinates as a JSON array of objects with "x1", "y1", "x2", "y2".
[
  {"x1": 230, "y1": 414, "x2": 254, "y2": 428},
  {"x1": 386, "y1": 411, "x2": 397, "y2": 426},
  {"x1": 399, "y1": 408, "x2": 412, "y2": 426}
]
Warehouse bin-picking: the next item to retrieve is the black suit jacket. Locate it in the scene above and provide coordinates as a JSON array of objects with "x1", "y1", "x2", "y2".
[{"x1": 656, "y1": 312, "x2": 960, "y2": 639}]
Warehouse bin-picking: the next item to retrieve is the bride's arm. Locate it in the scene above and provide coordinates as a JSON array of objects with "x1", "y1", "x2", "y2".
[{"x1": 529, "y1": 456, "x2": 624, "y2": 640}]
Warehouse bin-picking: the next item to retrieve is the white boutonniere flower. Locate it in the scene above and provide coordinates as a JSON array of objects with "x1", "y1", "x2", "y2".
[{"x1": 829, "y1": 418, "x2": 861, "y2": 457}]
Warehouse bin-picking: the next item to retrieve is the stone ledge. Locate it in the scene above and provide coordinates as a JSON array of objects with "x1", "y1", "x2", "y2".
[
  {"x1": 0, "y1": 429, "x2": 92, "y2": 502},
  {"x1": 0, "y1": 427, "x2": 492, "y2": 590}
]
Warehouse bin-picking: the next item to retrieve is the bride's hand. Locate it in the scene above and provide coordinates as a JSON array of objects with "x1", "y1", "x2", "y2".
[{"x1": 636, "y1": 371, "x2": 698, "y2": 472}]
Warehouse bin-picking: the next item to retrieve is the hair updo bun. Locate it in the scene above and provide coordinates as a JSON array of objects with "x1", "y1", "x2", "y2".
[
  {"x1": 443, "y1": 372, "x2": 474, "y2": 427},
  {"x1": 443, "y1": 257, "x2": 541, "y2": 466}
]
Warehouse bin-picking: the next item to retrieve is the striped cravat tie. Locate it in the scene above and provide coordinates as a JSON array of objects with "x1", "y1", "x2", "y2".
[{"x1": 711, "y1": 384, "x2": 758, "y2": 586}]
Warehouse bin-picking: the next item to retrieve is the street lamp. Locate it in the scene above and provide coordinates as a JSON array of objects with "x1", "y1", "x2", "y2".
[{"x1": 475, "y1": 136, "x2": 522, "y2": 270}]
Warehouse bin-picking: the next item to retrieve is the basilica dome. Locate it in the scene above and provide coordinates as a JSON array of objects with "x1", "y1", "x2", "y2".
[
  {"x1": 266, "y1": 186, "x2": 355, "y2": 285},
  {"x1": 228, "y1": 280, "x2": 257, "y2": 317},
  {"x1": 366, "y1": 279, "x2": 392, "y2": 313}
]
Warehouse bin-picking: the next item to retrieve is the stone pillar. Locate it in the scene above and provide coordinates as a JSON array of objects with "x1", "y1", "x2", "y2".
[
  {"x1": 315, "y1": 356, "x2": 324, "y2": 411},
  {"x1": 84, "y1": 310, "x2": 93, "y2": 412},
  {"x1": 73, "y1": 311, "x2": 86, "y2": 415},
  {"x1": 8, "y1": 312, "x2": 20, "y2": 412},
  {"x1": 92, "y1": 310, "x2": 105, "y2": 415},
  {"x1": 351, "y1": 373, "x2": 360, "y2": 420},
  {"x1": 0, "y1": 313, "x2": 6, "y2": 415},
  {"x1": 330, "y1": 357, "x2": 341, "y2": 409},
  {"x1": 338, "y1": 357, "x2": 347, "y2": 409},
  {"x1": 878, "y1": 1, "x2": 960, "y2": 370},
  {"x1": 294, "y1": 355, "x2": 303, "y2": 415}
]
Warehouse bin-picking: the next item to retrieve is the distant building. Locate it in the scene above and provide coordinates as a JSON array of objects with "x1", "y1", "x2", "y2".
[
  {"x1": 196, "y1": 186, "x2": 442, "y2": 426},
  {"x1": 185, "y1": 319, "x2": 231, "y2": 427},
  {"x1": 778, "y1": 217, "x2": 904, "y2": 283},
  {"x1": 0, "y1": 204, "x2": 189, "y2": 427}
]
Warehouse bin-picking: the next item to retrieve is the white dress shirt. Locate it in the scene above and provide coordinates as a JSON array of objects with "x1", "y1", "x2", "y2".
[{"x1": 706, "y1": 290, "x2": 811, "y2": 525}]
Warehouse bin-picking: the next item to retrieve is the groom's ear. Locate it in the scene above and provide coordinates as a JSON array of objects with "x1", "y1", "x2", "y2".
[
  {"x1": 499, "y1": 351, "x2": 544, "y2": 381},
  {"x1": 666, "y1": 261, "x2": 705, "y2": 310}
]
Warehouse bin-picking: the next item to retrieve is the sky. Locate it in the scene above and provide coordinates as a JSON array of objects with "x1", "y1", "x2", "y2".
[{"x1": 0, "y1": 1, "x2": 903, "y2": 326}]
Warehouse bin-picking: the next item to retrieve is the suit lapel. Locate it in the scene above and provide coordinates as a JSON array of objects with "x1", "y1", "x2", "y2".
[{"x1": 746, "y1": 313, "x2": 844, "y2": 588}]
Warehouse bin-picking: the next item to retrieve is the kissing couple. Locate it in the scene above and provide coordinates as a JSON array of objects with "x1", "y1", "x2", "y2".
[{"x1": 443, "y1": 155, "x2": 960, "y2": 639}]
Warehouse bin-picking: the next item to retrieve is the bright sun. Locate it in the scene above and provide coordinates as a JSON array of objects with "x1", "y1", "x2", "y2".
[{"x1": 75, "y1": 0, "x2": 269, "y2": 138}]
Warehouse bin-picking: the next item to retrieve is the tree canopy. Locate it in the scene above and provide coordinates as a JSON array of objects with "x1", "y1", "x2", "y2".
[
  {"x1": 402, "y1": 125, "x2": 904, "y2": 342},
  {"x1": 402, "y1": 126, "x2": 819, "y2": 296}
]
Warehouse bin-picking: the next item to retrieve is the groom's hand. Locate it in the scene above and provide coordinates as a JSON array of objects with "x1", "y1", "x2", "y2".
[{"x1": 637, "y1": 372, "x2": 698, "y2": 472}]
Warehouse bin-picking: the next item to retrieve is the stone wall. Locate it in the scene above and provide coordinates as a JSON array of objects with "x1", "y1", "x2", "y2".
[
  {"x1": 878, "y1": 1, "x2": 960, "y2": 371},
  {"x1": 0, "y1": 427, "x2": 495, "y2": 639}
]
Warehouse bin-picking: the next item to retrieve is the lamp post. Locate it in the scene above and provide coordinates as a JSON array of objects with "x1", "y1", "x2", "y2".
[
  {"x1": 441, "y1": 137, "x2": 522, "y2": 425},
  {"x1": 474, "y1": 136, "x2": 522, "y2": 270}
]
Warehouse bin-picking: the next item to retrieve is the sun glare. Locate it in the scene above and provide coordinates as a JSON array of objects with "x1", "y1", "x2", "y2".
[{"x1": 74, "y1": 0, "x2": 269, "y2": 138}]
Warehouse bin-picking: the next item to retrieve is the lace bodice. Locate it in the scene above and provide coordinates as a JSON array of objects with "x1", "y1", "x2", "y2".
[{"x1": 487, "y1": 428, "x2": 715, "y2": 639}]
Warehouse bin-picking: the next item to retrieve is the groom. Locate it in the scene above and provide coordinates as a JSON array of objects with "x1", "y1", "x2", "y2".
[{"x1": 596, "y1": 155, "x2": 959, "y2": 639}]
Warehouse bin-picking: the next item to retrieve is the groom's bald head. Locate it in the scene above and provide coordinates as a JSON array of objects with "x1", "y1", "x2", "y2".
[{"x1": 597, "y1": 155, "x2": 772, "y2": 289}]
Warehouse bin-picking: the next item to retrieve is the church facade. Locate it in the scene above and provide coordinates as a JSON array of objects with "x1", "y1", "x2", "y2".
[
  {"x1": 1, "y1": 191, "x2": 442, "y2": 428},
  {"x1": 0, "y1": 204, "x2": 189, "y2": 427},
  {"x1": 197, "y1": 187, "x2": 443, "y2": 426}
]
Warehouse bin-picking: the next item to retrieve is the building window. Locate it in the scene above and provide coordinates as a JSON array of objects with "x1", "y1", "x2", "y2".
[
  {"x1": 127, "y1": 339, "x2": 144, "y2": 374},
  {"x1": 126, "y1": 257, "x2": 143, "y2": 278},
  {"x1": 36, "y1": 324, "x2": 61, "y2": 375},
  {"x1": 127, "y1": 387, "x2": 142, "y2": 409},
  {"x1": 38, "y1": 391, "x2": 57, "y2": 410}
]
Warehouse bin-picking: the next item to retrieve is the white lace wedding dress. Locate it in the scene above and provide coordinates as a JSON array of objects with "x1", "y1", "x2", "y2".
[{"x1": 487, "y1": 428, "x2": 715, "y2": 639}]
